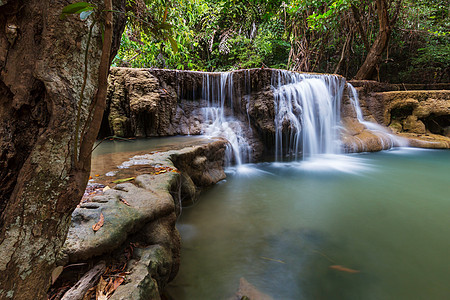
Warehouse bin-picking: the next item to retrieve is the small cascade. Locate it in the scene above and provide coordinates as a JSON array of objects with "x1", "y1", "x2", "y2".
[
  {"x1": 201, "y1": 72, "x2": 252, "y2": 165},
  {"x1": 272, "y1": 70, "x2": 345, "y2": 160},
  {"x1": 347, "y1": 84, "x2": 408, "y2": 148}
]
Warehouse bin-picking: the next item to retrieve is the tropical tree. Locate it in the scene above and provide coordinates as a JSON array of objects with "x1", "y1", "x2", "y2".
[{"x1": 0, "y1": 0, "x2": 125, "y2": 298}]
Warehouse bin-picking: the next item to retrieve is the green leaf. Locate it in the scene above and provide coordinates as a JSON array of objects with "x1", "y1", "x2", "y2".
[
  {"x1": 62, "y1": 2, "x2": 92, "y2": 14},
  {"x1": 112, "y1": 177, "x2": 135, "y2": 184},
  {"x1": 60, "y1": 2, "x2": 95, "y2": 20},
  {"x1": 168, "y1": 36, "x2": 178, "y2": 53}
]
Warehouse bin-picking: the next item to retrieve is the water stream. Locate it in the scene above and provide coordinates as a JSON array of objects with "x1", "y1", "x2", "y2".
[
  {"x1": 167, "y1": 148, "x2": 450, "y2": 299},
  {"x1": 201, "y1": 72, "x2": 252, "y2": 165},
  {"x1": 347, "y1": 83, "x2": 408, "y2": 149},
  {"x1": 91, "y1": 70, "x2": 448, "y2": 299},
  {"x1": 272, "y1": 71, "x2": 344, "y2": 160}
]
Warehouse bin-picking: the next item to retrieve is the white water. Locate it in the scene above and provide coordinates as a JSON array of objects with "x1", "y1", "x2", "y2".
[
  {"x1": 201, "y1": 72, "x2": 252, "y2": 165},
  {"x1": 347, "y1": 84, "x2": 408, "y2": 149},
  {"x1": 272, "y1": 70, "x2": 345, "y2": 160},
  {"x1": 198, "y1": 70, "x2": 405, "y2": 166}
]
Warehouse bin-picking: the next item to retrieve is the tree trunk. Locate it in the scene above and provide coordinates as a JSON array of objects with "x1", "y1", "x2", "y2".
[
  {"x1": 0, "y1": 1, "x2": 125, "y2": 299},
  {"x1": 354, "y1": 0, "x2": 401, "y2": 80}
]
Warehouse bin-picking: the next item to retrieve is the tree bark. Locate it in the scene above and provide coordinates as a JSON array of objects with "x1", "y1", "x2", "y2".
[
  {"x1": 351, "y1": 4, "x2": 370, "y2": 53},
  {"x1": 0, "y1": 0, "x2": 125, "y2": 299},
  {"x1": 354, "y1": 0, "x2": 402, "y2": 80}
]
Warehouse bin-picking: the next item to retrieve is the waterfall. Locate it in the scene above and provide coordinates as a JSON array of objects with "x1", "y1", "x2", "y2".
[
  {"x1": 272, "y1": 71, "x2": 345, "y2": 161},
  {"x1": 201, "y1": 72, "x2": 252, "y2": 165},
  {"x1": 196, "y1": 69, "x2": 405, "y2": 166},
  {"x1": 347, "y1": 84, "x2": 408, "y2": 148}
]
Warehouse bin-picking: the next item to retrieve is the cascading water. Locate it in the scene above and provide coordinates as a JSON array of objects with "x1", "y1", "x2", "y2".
[
  {"x1": 197, "y1": 69, "x2": 404, "y2": 166},
  {"x1": 272, "y1": 70, "x2": 345, "y2": 161},
  {"x1": 201, "y1": 72, "x2": 252, "y2": 165},
  {"x1": 347, "y1": 83, "x2": 408, "y2": 148}
]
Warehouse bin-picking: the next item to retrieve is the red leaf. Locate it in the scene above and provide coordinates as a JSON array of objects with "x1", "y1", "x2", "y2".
[{"x1": 92, "y1": 213, "x2": 104, "y2": 232}]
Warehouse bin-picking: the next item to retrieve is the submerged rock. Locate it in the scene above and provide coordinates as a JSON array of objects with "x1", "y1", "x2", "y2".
[{"x1": 228, "y1": 278, "x2": 274, "y2": 300}]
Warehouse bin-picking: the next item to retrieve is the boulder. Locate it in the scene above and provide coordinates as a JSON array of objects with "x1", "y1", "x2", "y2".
[
  {"x1": 110, "y1": 245, "x2": 171, "y2": 300},
  {"x1": 59, "y1": 138, "x2": 227, "y2": 299}
]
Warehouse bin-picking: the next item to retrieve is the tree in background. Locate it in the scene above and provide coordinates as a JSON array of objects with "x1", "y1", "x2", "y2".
[{"x1": 115, "y1": 0, "x2": 449, "y2": 83}]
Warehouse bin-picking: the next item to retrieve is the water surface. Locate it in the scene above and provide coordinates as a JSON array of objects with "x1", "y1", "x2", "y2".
[{"x1": 167, "y1": 148, "x2": 450, "y2": 300}]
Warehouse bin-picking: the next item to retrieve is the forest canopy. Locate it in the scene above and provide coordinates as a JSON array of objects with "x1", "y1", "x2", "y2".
[{"x1": 113, "y1": 0, "x2": 450, "y2": 83}]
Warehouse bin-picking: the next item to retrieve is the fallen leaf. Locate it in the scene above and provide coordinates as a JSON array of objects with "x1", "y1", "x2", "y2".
[
  {"x1": 106, "y1": 277, "x2": 125, "y2": 295},
  {"x1": 329, "y1": 265, "x2": 360, "y2": 273},
  {"x1": 95, "y1": 174, "x2": 100, "y2": 177},
  {"x1": 82, "y1": 286, "x2": 96, "y2": 300},
  {"x1": 103, "y1": 186, "x2": 111, "y2": 192},
  {"x1": 96, "y1": 276, "x2": 108, "y2": 300},
  {"x1": 112, "y1": 177, "x2": 135, "y2": 184},
  {"x1": 120, "y1": 197, "x2": 131, "y2": 206},
  {"x1": 51, "y1": 266, "x2": 64, "y2": 284},
  {"x1": 92, "y1": 213, "x2": 104, "y2": 232}
]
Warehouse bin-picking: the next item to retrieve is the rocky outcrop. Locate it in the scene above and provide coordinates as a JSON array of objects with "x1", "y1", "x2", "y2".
[
  {"x1": 341, "y1": 81, "x2": 450, "y2": 150},
  {"x1": 355, "y1": 86, "x2": 450, "y2": 148},
  {"x1": 104, "y1": 69, "x2": 450, "y2": 155},
  {"x1": 59, "y1": 138, "x2": 227, "y2": 299},
  {"x1": 103, "y1": 68, "x2": 283, "y2": 159}
]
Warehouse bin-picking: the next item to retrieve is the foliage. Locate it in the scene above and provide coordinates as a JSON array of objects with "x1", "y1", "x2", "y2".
[{"x1": 113, "y1": 0, "x2": 449, "y2": 82}]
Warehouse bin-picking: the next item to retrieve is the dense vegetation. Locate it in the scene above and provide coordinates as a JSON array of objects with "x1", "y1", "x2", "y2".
[{"x1": 114, "y1": 0, "x2": 449, "y2": 83}]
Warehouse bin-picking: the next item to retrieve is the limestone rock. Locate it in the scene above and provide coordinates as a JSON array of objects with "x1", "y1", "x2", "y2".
[
  {"x1": 62, "y1": 179, "x2": 176, "y2": 262},
  {"x1": 402, "y1": 115, "x2": 426, "y2": 133},
  {"x1": 352, "y1": 88, "x2": 450, "y2": 149},
  {"x1": 110, "y1": 246, "x2": 171, "y2": 300}
]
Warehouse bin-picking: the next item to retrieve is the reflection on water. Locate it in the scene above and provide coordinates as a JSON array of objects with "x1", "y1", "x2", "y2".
[
  {"x1": 90, "y1": 136, "x2": 208, "y2": 177},
  {"x1": 167, "y1": 149, "x2": 450, "y2": 300}
]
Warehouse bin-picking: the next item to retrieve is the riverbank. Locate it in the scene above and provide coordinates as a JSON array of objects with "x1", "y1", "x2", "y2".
[{"x1": 50, "y1": 137, "x2": 227, "y2": 300}]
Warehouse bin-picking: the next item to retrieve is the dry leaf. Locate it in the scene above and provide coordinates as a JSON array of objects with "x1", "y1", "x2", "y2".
[
  {"x1": 329, "y1": 265, "x2": 360, "y2": 273},
  {"x1": 92, "y1": 213, "x2": 104, "y2": 232},
  {"x1": 106, "y1": 277, "x2": 125, "y2": 295},
  {"x1": 82, "y1": 286, "x2": 96, "y2": 300},
  {"x1": 96, "y1": 276, "x2": 108, "y2": 300},
  {"x1": 119, "y1": 197, "x2": 131, "y2": 206},
  {"x1": 51, "y1": 266, "x2": 64, "y2": 284}
]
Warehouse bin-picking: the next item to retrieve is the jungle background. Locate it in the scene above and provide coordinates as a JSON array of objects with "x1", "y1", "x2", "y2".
[{"x1": 114, "y1": 0, "x2": 450, "y2": 83}]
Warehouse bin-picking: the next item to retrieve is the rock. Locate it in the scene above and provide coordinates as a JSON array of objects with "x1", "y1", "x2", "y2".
[
  {"x1": 62, "y1": 179, "x2": 176, "y2": 262},
  {"x1": 397, "y1": 132, "x2": 450, "y2": 148},
  {"x1": 402, "y1": 115, "x2": 426, "y2": 133},
  {"x1": 104, "y1": 68, "x2": 450, "y2": 157},
  {"x1": 170, "y1": 139, "x2": 227, "y2": 187},
  {"x1": 389, "y1": 120, "x2": 403, "y2": 133},
  {"x1": 228, "y1": 278, "x2": 274, "y2": 300},
  {"x1": 110, "y1": 245, "x2": 171, "y2": 300},
  {"x1": 60, "y1": 138, "x2": 227, "y2": 299},
  {"x1": 348, "y1": 88, "x2": 450, "y2": 149}
]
